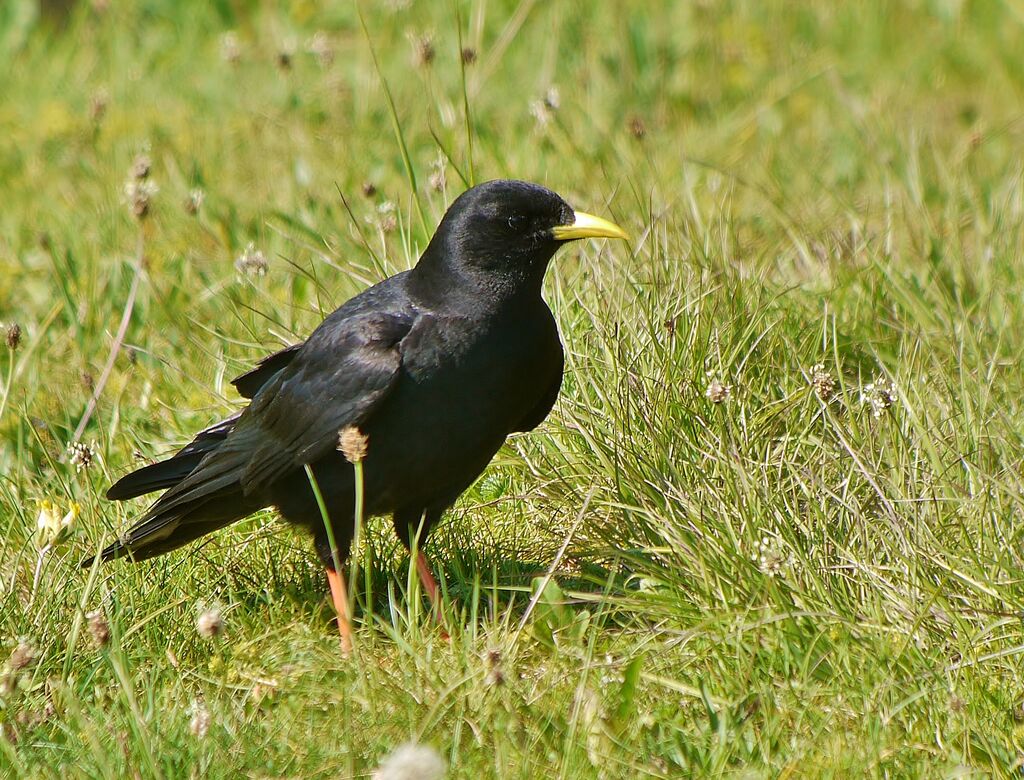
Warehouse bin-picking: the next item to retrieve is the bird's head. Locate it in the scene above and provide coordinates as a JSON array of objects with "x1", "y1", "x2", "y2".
[{"x1": 413, "y1": 179, "x2": 628, "y2": 304}]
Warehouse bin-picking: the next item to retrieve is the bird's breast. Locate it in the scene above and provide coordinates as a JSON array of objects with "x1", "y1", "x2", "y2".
[{"x1": 358, "y1": 307, "x2": 562, "y2": 506}]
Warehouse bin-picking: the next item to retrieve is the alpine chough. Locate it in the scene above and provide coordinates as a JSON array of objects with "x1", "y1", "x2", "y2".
[{"x1": 86, "y1": 179, "x2": 628, "y2": 648}]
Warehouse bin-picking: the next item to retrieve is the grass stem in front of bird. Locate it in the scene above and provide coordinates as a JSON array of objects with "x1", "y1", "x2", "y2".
[
  {"x1": 349, "y1": 458, "x2": 370, "y2": 637},
  {"x1": 303, "y1": 465, "x2": 348, "y2": 644},
  {"x1": 0, "y1": 346, "x2": 13, "y2": 424}
]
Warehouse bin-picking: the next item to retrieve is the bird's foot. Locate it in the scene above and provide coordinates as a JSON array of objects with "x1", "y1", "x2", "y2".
[
  {"x1": 326, "y1": 567, "x2": 353, "y2": 656},
  {"x1": 415, "y1": 551, "x2": 450, "y2": 641}
]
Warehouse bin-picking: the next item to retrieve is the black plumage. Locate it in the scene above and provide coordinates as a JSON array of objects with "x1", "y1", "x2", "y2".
[{"x1": 87, "y1": 179, "x2": 627, "y2": 639}]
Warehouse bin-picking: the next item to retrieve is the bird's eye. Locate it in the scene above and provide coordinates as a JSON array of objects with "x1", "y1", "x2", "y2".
[{"x1": 507, "y1": 215, "x2": 527, "y2": 231}]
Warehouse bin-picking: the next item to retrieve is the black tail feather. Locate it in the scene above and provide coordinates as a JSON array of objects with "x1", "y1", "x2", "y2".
[
  {"x1": 95, "y1": 412, "x2": 253, "y2": 567},
  {"x1": 81, "y1": 494, "x2": 248, "y2": 568},
  {"x1": 106, "y1": 412, "x2": 241, "y2": 501},
  {"x1": 106, "y1": 455, "x2": 204, "y2": 500}
]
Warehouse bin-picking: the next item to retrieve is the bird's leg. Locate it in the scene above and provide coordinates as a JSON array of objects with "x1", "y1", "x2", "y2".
[
  {"x1": 415, "y1": 551, "x2": 444, "y2": 623},
  {"x1": 394, "y1": 507, "x2": 449, "y2": 637},
  {"x1": 326, "y1": 566, "x2": 353, "y2": 654}
]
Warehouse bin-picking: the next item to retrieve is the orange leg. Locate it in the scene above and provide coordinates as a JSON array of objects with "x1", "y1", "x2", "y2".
[
  {"x1": 415, "y1": 551, "x2": 448, "y2": 636},
  {"x1": 326, "y1": 567, "x2": 353, "y2": 655}
]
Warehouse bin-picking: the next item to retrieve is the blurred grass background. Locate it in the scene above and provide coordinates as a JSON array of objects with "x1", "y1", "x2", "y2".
[{"x1": 3, "y1": 0, "x2": 1024, "y2": 776}]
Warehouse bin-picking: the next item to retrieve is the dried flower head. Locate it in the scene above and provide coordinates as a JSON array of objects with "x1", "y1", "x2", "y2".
[
  {"x1": 361, "y1": 181, "x2": 378, "y2": 198},
  {"x1": 1011, "y1": 699, "x2": 1024, "y2": 723},
  {"x1": 628, "y1": 115, "x2": 646, "y2": 139},
  {"x1": 130, "y1": 154, "x2": 151, "y2": 181},
  {"x1": 376, "y1": 201, "x2": 397, "y2": 233},
  {"x1": 372, "y1": 742, "x2": 446, "y2": 780},
  {"x1": 810, "y1": 363, "x2": 836, "y2": 402},
  {"x1": 188, "y1": 699, "x2": 211, "y2": 739},
  {"x1": 530, "y1": 87, "x2": 561, "y2": 126},
  {"x1": 753, "y1": 536, "x2": 790, "y2": 577},
  {"x1": 429, "y1": 155, "x2": 446, "y2": 192},
  {"x1": 86, "y1": 610, "x2": 110, "y2": 649},
  {"x1": 124, "y1": 178, "x2": 158, "y2": 220},
  {"x1": 410, "y1": 33, "x2": 435, "y2": 68},
  {"x1": 307, "y1": 31, "x2": 335, "y2": 67},
  {"x1": 8, "y1": 641, "x2": 37, "y2": 673},
  {"x1": 276, "y1": 40, "x2": 295, "y2": 71},
  {"x1": 89, "y1": 88, "x2": 109, "y2": 124},
  {"x1": 220, "y1": 31, "x2": 242, "y2": 64},
  {"x1": 483, "y1": 648, "x2": 504, "y2": 687},
  {"x1": 860, "y1": 377, "x2": 896, "y2": 418},
  {"x1": 338, "y1": 426, "x2": 369, "y2": 463},
  {"x1": 6, "y1": 323, "x2": 21, "y2": 350},
  {"x1": 460, "y1": 47, "x2": 477, "y2": 65},
  {"x1": 196, "y1": 605, "x2": 223, "y2": 639},
  {"x1": 235, "y1": 243, "x2": 268, "y2": 277},
  {"x1": 68, "y1": 441, "x2": 94, "y2": 472},
  {"x1": 705, "y1": 375, "x2": 731, "y2": 404},
  {"x1": 184, "y1": 188, "x2": 204, "y2": 215}
]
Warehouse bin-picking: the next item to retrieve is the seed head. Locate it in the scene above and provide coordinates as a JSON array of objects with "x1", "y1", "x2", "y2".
[
  {"x1": 124, "y1": 178, "x2": 158, "y2": 220},
  {"x1": 130, "y1": 154, "x2": 151, "y2": 181},
  {"x1": 860, "y1": 377, "x2": 896, "y2": 418},
  {"x1": 810, "y1": 363, "x2": 836, "y2": 402},
  {"x1": 89, "y1": 88, "x2": 109, "y2": 124},
  {"x1": 184, "y1": 188, "x2": 204, "y2": 215},
  {"x1": 483, "y1": 648, "x2": 504, "y2": 687},
  {"x1": 235, "y1": 243, "x2": 268, "y2": 277},
  {"x1": 220, "y1": 31, "x2": 242, "y2": 64},
  {"x1": 530, "y1": 87, "x2": 560, "y2": 127},
  {"x1": 753, "y1": 536, "x2": 790, "y2": 576},
  {"x1": 410, "y1": 34, "x2": 435, "y2": 68},
  {"x1": 276, "y1": 40, "x2": 295, "y2": 71},
  {"x1": 8, "y1": 641, "x2": 37, "y2": 673},
  {"x1": 86, "y1": 610, "x2": 110, "y2": 649},
  {"x1": 1011, "y1": 699, "x2": 1024, "y2": 723},
  {"x1": 338, "y1": 426, "x2": 369, "y2": 463},
  {"x1": 188, "y1": 700, "x2": 211, "y2": 739},
  {"x1": 429, "y1": 156, "x2": 446, "y2": 192},
  {"x1": 542, "y1": 87, "x2": 561, "y2": 111},
  {"x1": 705, "y1": 376, "x2": 731, "y2": 404},
  {"x1": 68, "y1": 441, "x2": 94, "y2": 472},
  {"x1": 460, "y1": 47, "x2": 477, "y2": 65},
  {"x1": 376, "y1": 201, "x2": 397, "y2": 233},
  {"x1": 628, "y1": 115, "x2": 647, "y2": 139},
  {"x1": 307, "y1": 32, "x2": 335, "y2": 67},
  {"x1": 373, "y1": 742, "x2": 446, "y2": 780},
  {"x1": 6, "y1": 323, "x2": 22, "y2": 350},
  {"x1": 196, "y1": 605, "x2": 223, "y2": 639}
]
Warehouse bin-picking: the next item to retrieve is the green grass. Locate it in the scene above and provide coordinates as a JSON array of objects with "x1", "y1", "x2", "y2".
[{"x1": 3, "y1": 0, "x2": 1024, "y2": 776}]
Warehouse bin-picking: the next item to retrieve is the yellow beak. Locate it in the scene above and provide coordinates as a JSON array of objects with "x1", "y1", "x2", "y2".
[{"x1": 551, "y1": 211, "x2": 629, "y2": 242}]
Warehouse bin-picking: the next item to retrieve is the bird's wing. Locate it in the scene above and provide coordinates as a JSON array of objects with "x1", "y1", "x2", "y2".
[
  {"x1": 226, "y1": 310, "x2": 415, "y2": 494},
  {"x1": 231, "y1": 343, "x2": 304, "y2": 399}
]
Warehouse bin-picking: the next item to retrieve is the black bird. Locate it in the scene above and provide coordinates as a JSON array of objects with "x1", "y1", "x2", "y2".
[{"x1": 86, "y1": 179, "x2": 628, "y2": 647}]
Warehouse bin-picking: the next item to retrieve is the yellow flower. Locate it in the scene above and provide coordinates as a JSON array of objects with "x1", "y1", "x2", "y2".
[{"x1": 36, "y1": 500, "x2": 79, "y2": 547}]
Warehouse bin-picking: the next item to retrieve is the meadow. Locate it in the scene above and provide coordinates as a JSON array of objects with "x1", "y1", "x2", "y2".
[{"x1": 2, "y1": 0, "x2": 1024, "y2": 776}]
